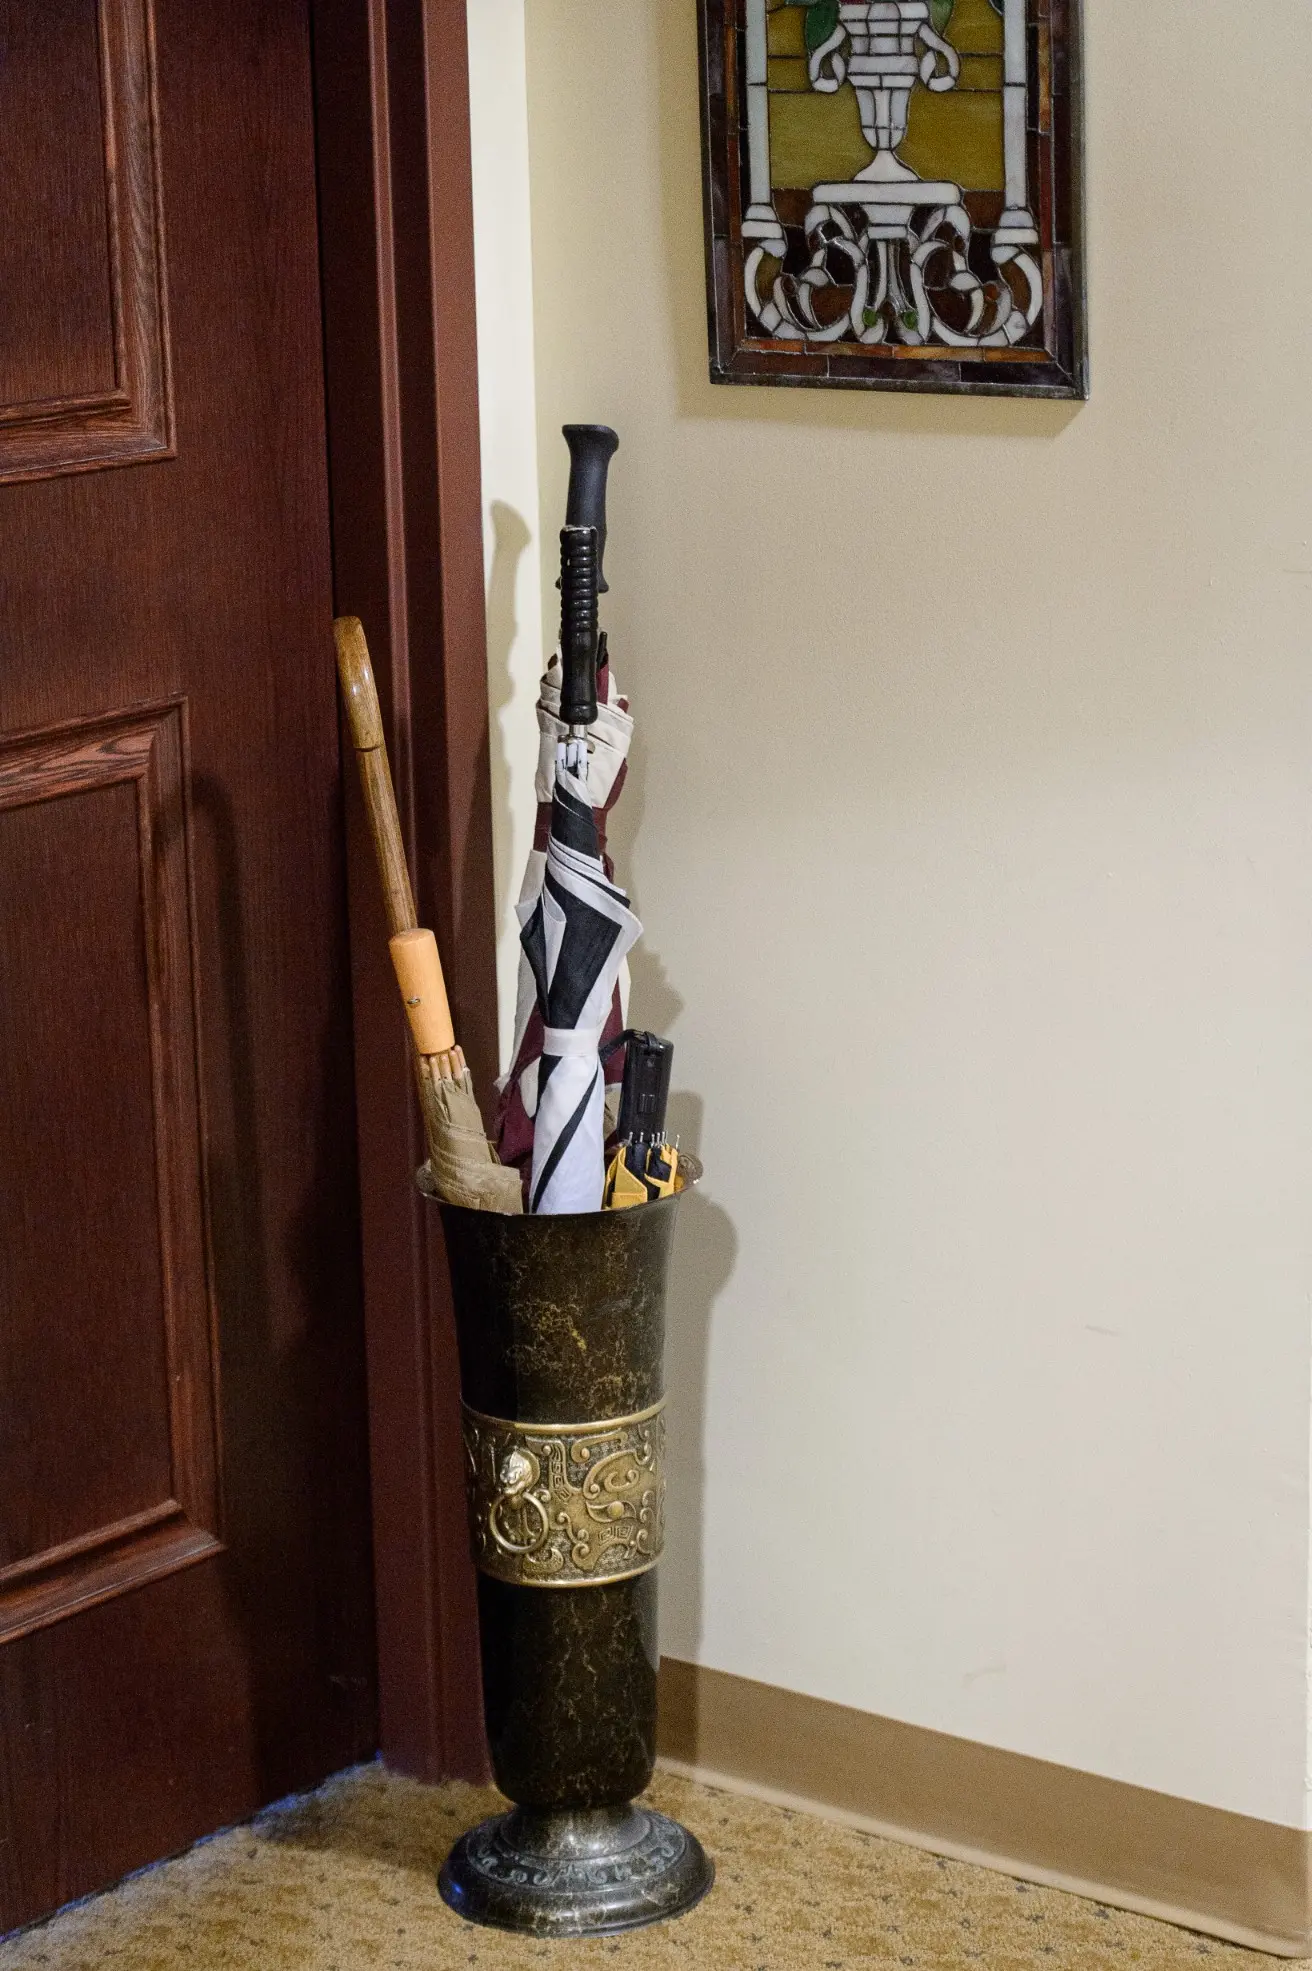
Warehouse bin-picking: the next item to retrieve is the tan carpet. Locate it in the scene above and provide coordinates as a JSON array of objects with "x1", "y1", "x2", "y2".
[{"x1": 0, "y1": 1764, "x2": 1275, "y2": 1969}]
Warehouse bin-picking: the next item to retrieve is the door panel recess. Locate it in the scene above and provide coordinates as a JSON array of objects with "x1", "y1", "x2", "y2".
[
  {"x1": 0, "y1": 703, "x2": 219, "y2": 1646},
  {"x1": 0, "y1": 0, "x2": 173, "y2": 483}
]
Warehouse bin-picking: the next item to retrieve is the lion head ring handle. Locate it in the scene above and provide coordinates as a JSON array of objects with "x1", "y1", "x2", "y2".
[{"x1": 489, "y1": 1449, "x2": 551, "y2": 1557}]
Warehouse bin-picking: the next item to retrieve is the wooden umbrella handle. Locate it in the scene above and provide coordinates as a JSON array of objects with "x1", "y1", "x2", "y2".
[
  {"x1": 333, "y1": 615, "x2": 418, "y2": 937},
  {"x1": 389, "y1": 929, "x2": 456, "y2": 1058},
  {"x1": 334, "y1": 613, "x2": 469, "y2": 1134}
]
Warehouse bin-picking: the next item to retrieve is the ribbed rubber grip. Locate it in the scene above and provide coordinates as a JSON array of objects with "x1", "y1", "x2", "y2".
[{"x1": 559, "y1": 524, "x2": 600, "y2": 728}]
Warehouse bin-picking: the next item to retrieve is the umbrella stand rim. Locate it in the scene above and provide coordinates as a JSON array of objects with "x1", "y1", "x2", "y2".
[{"x1": 416, "y1": 1152, "x2": 702, "y2": 1221}]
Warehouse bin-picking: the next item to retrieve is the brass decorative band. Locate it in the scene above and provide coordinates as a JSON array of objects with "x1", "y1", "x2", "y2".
[{"x1": 461, "y1": 1399, "x2": 666, "y2": 1589}]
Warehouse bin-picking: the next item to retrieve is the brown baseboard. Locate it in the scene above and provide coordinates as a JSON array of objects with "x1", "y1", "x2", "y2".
[{"x1": 657, "y1": 1658, "x2": 1312, "y2": 1958}]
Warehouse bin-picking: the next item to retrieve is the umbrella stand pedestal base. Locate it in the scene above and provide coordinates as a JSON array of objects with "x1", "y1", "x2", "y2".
[
  {"x1": 419, "y1": 1158, "x2": 710, "y2": 1940},
  {"x1": 439, "y1": 1803, "x2": 712, "y2": 1937}
]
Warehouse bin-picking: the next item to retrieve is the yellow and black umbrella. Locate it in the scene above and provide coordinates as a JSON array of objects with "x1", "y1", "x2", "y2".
[{"x1": 603, "y1": 1032, "x2": 679, "y2": 1210}]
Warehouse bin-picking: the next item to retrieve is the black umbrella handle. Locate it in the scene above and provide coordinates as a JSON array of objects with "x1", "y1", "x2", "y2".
[
  {"x1": 616, "y1": 1032, "x2": 674, "y2": 1144},
  {"x1": 563, "y1": 424, "x2": 619, "y2": 594},
  {"x1": 559, "y1": 525, "x2": 599, "y2": 728}
]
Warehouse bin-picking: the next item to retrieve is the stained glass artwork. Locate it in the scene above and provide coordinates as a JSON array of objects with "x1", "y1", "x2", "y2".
[{"x1": 697, "y1": 0, "x2": 1085, "y2": 397}]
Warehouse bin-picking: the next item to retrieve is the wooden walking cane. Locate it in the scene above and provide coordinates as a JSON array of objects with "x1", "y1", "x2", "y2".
[{"x1": 334, "y1": 616, "x2": 521, "y2": 1212}]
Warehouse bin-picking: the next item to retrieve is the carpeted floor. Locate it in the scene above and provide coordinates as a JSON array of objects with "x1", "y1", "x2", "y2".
[{"x1": 0, "y1": 1764, "x2": 1275, "y2": 1969}]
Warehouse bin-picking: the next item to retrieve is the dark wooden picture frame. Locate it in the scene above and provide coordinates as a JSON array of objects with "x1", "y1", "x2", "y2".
[{"x1": 697, "y1": 0, "x2": 1086, "y2": 398}]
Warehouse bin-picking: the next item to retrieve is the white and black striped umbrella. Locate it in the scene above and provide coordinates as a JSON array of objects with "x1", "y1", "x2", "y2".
[
  {"x1": 496, "y1": 645, "x2": 634, "y2": 1176},
  {"x1": 516, "y1": 752, "x2": 640, "y2": 1215}
]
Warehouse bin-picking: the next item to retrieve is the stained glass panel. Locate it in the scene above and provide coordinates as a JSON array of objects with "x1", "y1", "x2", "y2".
[{"x1": 698, "y1": 0, "x2": 1086, "y2": 397}]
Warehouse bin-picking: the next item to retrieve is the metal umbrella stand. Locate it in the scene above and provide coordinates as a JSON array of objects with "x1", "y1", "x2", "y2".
[
  {"x1": 423, "y1": 429, "x2": 713, "y2": 1937},
  {"x1": 421, "y1": 1157, "x2": 710, "y2": 1935}
]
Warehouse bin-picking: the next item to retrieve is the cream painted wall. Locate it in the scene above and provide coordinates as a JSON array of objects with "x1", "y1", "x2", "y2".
[
  {"x1": 474, "y1": 1, "x2": 1312, "y2": 1827},
  {"x1": 467, "y1": 0, "x2": 546, "y2": 1069}
]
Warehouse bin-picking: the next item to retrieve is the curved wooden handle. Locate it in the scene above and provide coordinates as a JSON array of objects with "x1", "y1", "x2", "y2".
[
  {"x1": 334, "y1": 614, "x2": 386, "y2": 750},
  {"x1": 333, "y1": 615, "x2": 417, "y2": 935}
]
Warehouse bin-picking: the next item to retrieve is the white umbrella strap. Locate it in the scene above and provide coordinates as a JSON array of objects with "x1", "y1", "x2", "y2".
[{"x1": 542, "y1": 1025, "x2": 605, "y2": 1058}]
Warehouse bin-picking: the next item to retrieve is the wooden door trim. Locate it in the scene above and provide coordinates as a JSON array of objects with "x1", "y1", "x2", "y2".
[
  {"x1": 312, "y1": 0, "x2": 493, "y2": 1782},
  {"x1": 0, "y1": 1514, "x2": 220, "y2": 1649}
]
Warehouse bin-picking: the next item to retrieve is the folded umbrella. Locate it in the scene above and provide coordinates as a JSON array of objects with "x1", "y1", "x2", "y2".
[
  {"x1": 517, "y1": 525, "x2": 640, "y2": 1214},
  {"x1": 334, "y1": 616, "x2": 522, "y2": 1215},
  {"x1": 497, "y1": 426, "x2": 633, "y2": 1184},
  {"x1": 603, "y1": 1031, "x2": 680, "y2": 1210},
  {"x1": 497, "y1": 646, "x2": 632, "y2": 1165}
]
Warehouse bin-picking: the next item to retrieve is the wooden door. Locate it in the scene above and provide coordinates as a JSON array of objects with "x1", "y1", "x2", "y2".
[{"x1": 0, "y1": 0, "x2": 377, "y2": 1931}]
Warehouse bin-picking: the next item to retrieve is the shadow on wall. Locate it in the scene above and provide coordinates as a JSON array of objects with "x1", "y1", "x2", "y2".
[
  {"x1": 652, "y1": 0, "x2": 1075, "y2": 440},
  {"x1": 661, "y1": 1091, "x2": 738, "y2": 1664},
  {"x1": 607, "y1": 716, "x2": 739, "y2": 1664},
  {"x1": 485, "y1": 497, "x2": 534, "y2": 1018}
]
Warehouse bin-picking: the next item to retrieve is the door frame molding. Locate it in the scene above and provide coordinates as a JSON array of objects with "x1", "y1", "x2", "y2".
[{"x1": 312, "y1": 0, "x2": 493, "y2": 1781}]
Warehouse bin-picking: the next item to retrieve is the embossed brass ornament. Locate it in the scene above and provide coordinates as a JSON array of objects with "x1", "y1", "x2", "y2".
[{"x1": 462, "y1": 1400, "x2": 666, "y2": 1588}]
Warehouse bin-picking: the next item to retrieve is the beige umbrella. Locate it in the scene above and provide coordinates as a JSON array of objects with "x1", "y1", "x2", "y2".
[{"x1": 334, "y1": 617, "x2": 521, "y2": 1215}]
